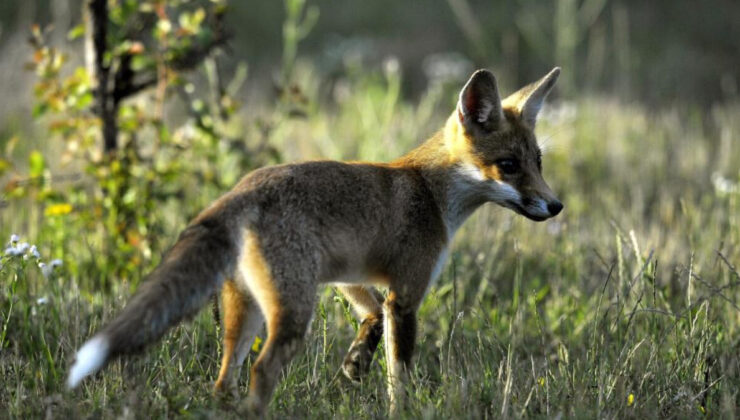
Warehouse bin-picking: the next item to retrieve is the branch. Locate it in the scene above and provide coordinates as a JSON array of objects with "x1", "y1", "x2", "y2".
[
  {"x1": 169, "y1": 35, "x2": 230, "y2": 71},
  {"x1": 170, "y1": 9, "x2": 230, "y2": 71},
  {"x1": 112, "y1": 53, "x2": 157, "y2": 104}
]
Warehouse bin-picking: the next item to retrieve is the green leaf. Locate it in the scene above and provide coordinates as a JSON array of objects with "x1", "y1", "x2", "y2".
[
  {"x1": 67, "y1": 24, "x2": 85, "y2": 41},
  {"x1": 535, "y1": 284, "x2": 551, "y2": 302},
  {"x1": 158, "y1": 124, "x2": 171, "y2": 143},
  {"x1": 131, "y1": 55, "x2": 155, "y2": 72},
  {"x1": 0, "y1": 158, "x2": 10, "y2": 176},
  {"x1": 32, "y1": 103, "x2": 48, "y2": 118},
  {"x1": 79, "y1": 92, "x2": 94, "y2": 110},
  {"x1": 29, "y1": 150, "x2": 46, "y2": 178}
]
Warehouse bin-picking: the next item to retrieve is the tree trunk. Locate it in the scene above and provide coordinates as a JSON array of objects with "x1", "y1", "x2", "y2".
[{"x1": 85, "y1": 0, "x2": 117, "y2": 154}]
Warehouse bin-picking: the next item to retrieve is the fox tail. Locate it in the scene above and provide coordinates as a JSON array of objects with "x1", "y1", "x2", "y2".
[{"x1": 67, "y1": 218, "x2": 238, "y2": 389}]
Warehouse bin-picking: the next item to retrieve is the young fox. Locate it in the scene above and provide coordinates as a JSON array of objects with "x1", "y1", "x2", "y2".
[{"x1": 67, "y1": 67, "x2": 563, "y2": 415}]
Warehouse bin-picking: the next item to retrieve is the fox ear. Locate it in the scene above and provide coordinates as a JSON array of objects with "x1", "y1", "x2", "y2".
[
  {"x1": 502, "y1": 67, "x2": 560, "y2": 128},
  {"x1": 458, "y1": 69, "x2": 504, "y2": 133}
]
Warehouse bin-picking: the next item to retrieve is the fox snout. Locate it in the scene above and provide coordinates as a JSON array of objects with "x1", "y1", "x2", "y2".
[
  {"x1": 538, "y1": 182, "x2": 564, "y2": 218},
  {"x1": 515, "y1": 194, "x2": 563, "y2": 221},
  {"x1": 547, "y1": 200, "x2": 563, "y2": 216},
  {"x1": 506, "y1": 186, "x2": 565, "y2": 222}
]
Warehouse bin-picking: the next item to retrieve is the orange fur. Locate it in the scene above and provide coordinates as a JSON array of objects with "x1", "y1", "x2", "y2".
[
  {"x1": 214, "y1": 280, "x2": 247, "y2": 392},
  {"x1": 241, "y1": 231, "x2": 281, "y2": 327}
]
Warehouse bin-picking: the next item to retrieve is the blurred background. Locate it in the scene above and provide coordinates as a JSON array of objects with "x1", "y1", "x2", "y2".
[
  {"x1": 1, "y1": 1, "x2": 739, "y2": 417},
  {"x1": 2, "y1": 0, "x2": 739, "y2": 121}
]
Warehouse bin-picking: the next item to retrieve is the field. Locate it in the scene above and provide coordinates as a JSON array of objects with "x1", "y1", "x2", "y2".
[{"x1": 2, "y1": 59, "x2": 740, "y2": 418}]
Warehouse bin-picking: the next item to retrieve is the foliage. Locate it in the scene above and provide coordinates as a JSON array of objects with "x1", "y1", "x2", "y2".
[{"x1": 5, "y1": 1, "x2": 279, "y2": 284}]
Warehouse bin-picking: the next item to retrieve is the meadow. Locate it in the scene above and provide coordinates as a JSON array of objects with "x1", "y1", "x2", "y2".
[{"x1": 1, "y1": 52, "x2": 739, "y2": 418}]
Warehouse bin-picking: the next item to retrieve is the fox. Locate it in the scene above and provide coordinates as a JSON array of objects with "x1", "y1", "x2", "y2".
[{"x1": 67, "y1": 67, "x2": 563, "y2": 416}]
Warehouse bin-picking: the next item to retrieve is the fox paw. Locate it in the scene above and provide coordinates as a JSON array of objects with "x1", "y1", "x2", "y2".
[
  {"x1": 213, "y1": 379, "x2": 240, "y2": 401},
  {"x1": 341, "y1": 344, "x2": 374, "y2": 383},
  {"x1": 237, "y1": 395, "x2": 265, "y2": 419}
]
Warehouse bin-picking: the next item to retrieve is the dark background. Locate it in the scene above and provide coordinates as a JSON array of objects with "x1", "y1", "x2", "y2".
[{"x1": 2, "y1": 0, "x2": 738, "y2": 106}]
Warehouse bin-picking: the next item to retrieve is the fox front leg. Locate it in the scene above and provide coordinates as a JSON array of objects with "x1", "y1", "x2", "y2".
[
  {"x1": 336, "y1": 285, "x2": 385, "y2": 382},
  {"x1": 343, "y1": 314, "x2": 384, "y2": 382},
  {"x1": 383, "y1": 291, "x2": 419, "y2": 415}
]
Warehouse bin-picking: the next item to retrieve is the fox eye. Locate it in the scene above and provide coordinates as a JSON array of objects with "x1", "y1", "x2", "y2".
[{"x1": 496, "y1": 158, "x2": 519, "y2": 174}]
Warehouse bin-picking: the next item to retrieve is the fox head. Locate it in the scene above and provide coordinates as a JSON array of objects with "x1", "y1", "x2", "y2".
[{"x1": 446, "y1": 67, "x2": 563, "y2": 222}]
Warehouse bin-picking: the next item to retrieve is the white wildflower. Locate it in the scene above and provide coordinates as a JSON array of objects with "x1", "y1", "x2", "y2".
[
  {"x1": 50, "y1": 259, "x2": 63, "y2": 268},
  {"x1": 383, "y1": 56, "x2": 400, "y2": 78},
  {"x1": 39, "y1": 262, "x2": 53, "y2": 278},
  {"x1": 16, "y1": 242, "x2": 30, "y2": 253},
  {"x1": 712, "y1": 172, "x2": 739, "y2": 195},
  {"x1": 37, "y1": 296, "x2": 49, "y2": 305},
  {"x1": 29, "y1": 245, "x2": 41, "y2": 259},
  {"x1": 5, "y1": 247, "x2": 22, "y2": 257},
  {"x1": 10, "y1": 234, "x2": 19, "y2": 244}
]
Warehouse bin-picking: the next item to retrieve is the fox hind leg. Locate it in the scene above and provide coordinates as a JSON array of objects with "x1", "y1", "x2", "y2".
[
  {"x1": 239, "y1": 231, "x2": 317, "y2": 416},
  {"x1": 336, "y1": 285, "x2": 384, "y2": 382},
  {"x1": 214, "y1": 280, "x2": 264, "y2": 397},
  {"x1": 243, "y1": 291, "x2": 315, "y2": 416}
]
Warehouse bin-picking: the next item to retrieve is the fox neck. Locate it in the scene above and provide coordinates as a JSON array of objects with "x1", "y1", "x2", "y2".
[{"x1": 391, "y1": 114, "x2": 493, "y2": 241}]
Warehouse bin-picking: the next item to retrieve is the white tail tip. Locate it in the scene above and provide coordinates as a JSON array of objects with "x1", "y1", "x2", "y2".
[{"x1": 67, "y1": 335, "x2": 110, "y2": 389}]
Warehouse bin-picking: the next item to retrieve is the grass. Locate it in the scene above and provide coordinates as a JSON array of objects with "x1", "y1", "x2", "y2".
[{"x1": 1, "y1": 66, "x2": 740, "y2": 418}]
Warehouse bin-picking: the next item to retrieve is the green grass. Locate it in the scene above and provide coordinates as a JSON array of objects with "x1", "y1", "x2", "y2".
[{"x1": 2, "y1": 67, "x2": 740, "y2": 418}]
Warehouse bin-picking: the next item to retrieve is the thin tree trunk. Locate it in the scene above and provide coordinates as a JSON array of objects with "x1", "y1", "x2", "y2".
[{"x1": 86, "y1": 0, "x2": 117, "y2": 153}]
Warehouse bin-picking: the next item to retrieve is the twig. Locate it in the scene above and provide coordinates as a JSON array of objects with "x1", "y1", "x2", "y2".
[
  {"x1": 716, "y1": 250, "x2": 739, "y2": 280},
  {"x1": 690, "y1": 272, "x2": 740, "y2": 312}
]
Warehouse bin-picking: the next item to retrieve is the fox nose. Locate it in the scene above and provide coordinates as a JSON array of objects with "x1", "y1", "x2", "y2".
[{"x1": 547, "y1": 200, "x2": 563, "y2": 216}]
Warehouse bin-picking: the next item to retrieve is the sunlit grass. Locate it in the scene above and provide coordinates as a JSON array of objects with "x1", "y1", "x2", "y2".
[{"x1": 1, "y1": 66, "x2": 739, "y2": 417}]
